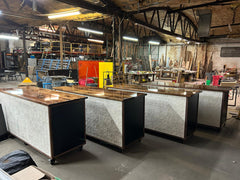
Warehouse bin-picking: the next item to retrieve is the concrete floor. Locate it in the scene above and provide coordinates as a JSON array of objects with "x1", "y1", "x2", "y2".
[{"x1": 0, "y1": 81, "x2": 240, "y2": 180}]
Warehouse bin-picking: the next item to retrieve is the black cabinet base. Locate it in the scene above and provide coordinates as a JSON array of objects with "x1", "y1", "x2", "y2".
[
  {"x1": 145, "y1": 129, "x2": 187, "y2": 143},
  {"x1": 86, "y1": 135, "x2": 124, "y2": 153},
  {"x1": 0, "y1": 133, "x2": 9, "y2": 142},
  {"x1": 197, "y1": 124, "x2": 221, "y2": 132}
]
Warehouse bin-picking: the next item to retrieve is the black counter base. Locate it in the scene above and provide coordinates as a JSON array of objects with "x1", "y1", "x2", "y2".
[
  {"x1": 197, "y1": 124, "x2": 222, "y2": 132},
  {"x1": 145, "y1": 128, "x2": 190, "y2": 143}
]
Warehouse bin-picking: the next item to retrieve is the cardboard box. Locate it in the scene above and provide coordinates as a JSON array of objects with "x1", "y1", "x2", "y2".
[
  {"x1": 12, "y1": 166, "x2": 56, "y2": 180},
  {"x1": 0, "y1": 166, "x2": 58, "y2": 180}
]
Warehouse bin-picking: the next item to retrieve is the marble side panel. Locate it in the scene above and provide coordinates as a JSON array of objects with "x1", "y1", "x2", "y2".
[
  {"x1": 198, "y1": 91, "x2": 223, "y2": 127},
  {"x1": 145, "y1": 93, "x2": 187, "y2": 138},
  {"x1": 0, "y1": 93, "x2": 51, "y2": 156},
  {"x1": 85, "y1": 96, "x2": 123, "y2": 147}
]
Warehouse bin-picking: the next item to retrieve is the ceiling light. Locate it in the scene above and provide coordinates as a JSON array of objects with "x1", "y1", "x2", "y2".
[
  {"x1": 0, "y1": 35, "x2": 19, "y2": 40},
  {"x1": 176, "y1": 37, "x2": 182, "y2": 40},
  {"x1": 78, "y1": 27, "x2": 103, "y2": 35},
  {"x1": 148, "y1": 41, "x2": 160, "y2": 45},
  {"x1": 123, "y1": 36, "x2": 138, "y2": 42},
  {"x1": 0, "y1": 11, "x2": 2, "y2": 15},
  {"x1": 88, "y1": 39, "x2": 104, "y2": 44},
  {"x1": 48, "y1": 11, "x2": 80, "y2": 19}
]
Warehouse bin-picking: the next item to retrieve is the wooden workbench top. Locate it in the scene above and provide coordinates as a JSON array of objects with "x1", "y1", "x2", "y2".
[
  {"x1": 0, "y1": 86, "x2": 87, "y2": 106},
  {"x1": 54, "y1": 86, "x2": 145, "y2": 101},
  {"x1": 143, "y1": 82, "x2": 231, "y2": 92},
  {"x1": 112, "y1": 84, "x2": 200, "y2": 97}
]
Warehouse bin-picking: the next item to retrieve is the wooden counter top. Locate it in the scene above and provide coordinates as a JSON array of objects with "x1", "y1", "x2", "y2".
[
  {"x1": 112, "y1": 84, "x2": 200, "y2": 97},
  {"x1": 54, "y1": 86, "x2": 145, "y2": 101},
  {"x1": 143, "y1": 82, "x2": 231, "y2": 92},
  {"x1": 0, "y1": 86, "x2": 87, "y2": 106}
]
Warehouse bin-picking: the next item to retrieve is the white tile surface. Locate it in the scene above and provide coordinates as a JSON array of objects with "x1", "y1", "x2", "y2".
[
  {"x1": 0, "y1": 92, "x2": 51, "y2": 156},
  {"x1": 198, "y1": 91, "x2": 223, "y2": 127},
  {"x1": 145, "y1": 93, "x2": 187, "y2": 138},
  {"x1": 85, "y1": 96, "x2": 123, "y2": 147}
]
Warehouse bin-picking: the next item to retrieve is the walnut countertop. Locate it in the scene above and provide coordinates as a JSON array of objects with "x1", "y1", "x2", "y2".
[
  {"x1": 0, "y1": 86, "x2": 87, "y2": 106},
  {"x1": 143, "y1": 82, "x2": 231, "y2": 92},
  {"x1": 54, "y1": 85, "x2": 145, "y2": 101},
  {"x1": 112, "y1": 84, "x2": 201, "y2": 97}
]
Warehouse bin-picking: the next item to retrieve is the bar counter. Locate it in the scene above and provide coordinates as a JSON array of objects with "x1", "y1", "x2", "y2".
[
  {"x1": 54, "y1": 86, "x2": 146, "y2": 151},
  {"x1": 110, "y1": 84, "x2": 200, "y2": 140},
  {"x1": 0, "y1": 86, "x2": 87, "y2": 164},
  {"x1": 143, "y1": 82, "x2": 230, "y2": 129}
]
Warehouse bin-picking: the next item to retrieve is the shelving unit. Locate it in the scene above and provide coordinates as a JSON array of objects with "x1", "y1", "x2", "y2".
[{"x1": 36, "y1": 59, "x2": 71, "y2": 81}]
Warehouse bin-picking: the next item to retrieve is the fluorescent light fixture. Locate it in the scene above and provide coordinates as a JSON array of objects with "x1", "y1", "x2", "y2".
[
  {"x1": 88, "y1": 38, "x2": 104, "y2": 44},
  {"x1": 0, "y1": 35, "x2": 19, "y2": 40},
  {"x1": 123, "y1": 36, "x2": 138, "y2": 42},
  {"x1": 48, "y1": 11, "x2": 80, "y2": 19},
  {"x1": 78, "y1": 27, "x2": 103, "y2": 35},
  {"x1": 176, "y1": 37, "x2": 182, "y2": 40},
  {"x1": 148, "y1": 41, "x2": 160, "y2": 45}
]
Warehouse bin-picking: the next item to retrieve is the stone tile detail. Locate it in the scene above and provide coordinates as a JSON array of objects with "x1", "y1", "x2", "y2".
[
  {"x1": 85, "y1": 96, "x2": 123, "y2": 147},
  {"x1": 198, "y1": 91, "x2": 223, "y2": 127},
  {"x1": 145, "y1": 93, "x2": 186, "y2": 138},
  {"x1": 0, "y1": 92, "x2": 51, "y2": 156}
]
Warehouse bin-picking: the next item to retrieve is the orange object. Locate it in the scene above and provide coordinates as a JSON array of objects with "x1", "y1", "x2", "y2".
[
  {"x1": 78, "y1": 61, "x2": 102, "y2": 79},
  {"x1": 22, "y1": 77, "x2": 33, "y2": 83}
]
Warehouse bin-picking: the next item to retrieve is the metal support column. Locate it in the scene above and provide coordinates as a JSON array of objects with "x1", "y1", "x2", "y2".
[
  {"x1": 112, "y1": 16, "x2": 116, "y2": 72},
  {"x1": 60, "y1": 27, "x2": 63, "y2": 69},
  {"x1": 106, "y1": 35, "x2": 108, "y2": 58},
  {"x1": 118, "y1": 17, "x2": 123, "y2": 73},
  {"x1": 23, "y1": 27, "x2": 28, "y2": 77}
]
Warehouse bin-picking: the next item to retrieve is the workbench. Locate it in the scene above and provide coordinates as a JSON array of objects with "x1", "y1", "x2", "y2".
[
  {"x1": 126, "y1": 72, "x2": 156, "y2": 84},
  {"x1": 54, "y1": 86, "x2": 146, "y2": 151},
  {"x1": 111, "y1": 85, "x2": 200, "y2": 141},
  {"x1": 144, "y1": 82, "x2": 229, "y2": 130},
  {"x1": 0, "y1": 86, "x2": 87, "y2": 164}
]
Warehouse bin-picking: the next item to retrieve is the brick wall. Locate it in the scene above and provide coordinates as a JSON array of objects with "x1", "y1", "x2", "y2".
[{"x1": 207, "y1": 43, "x2": 240, "y2": 72}]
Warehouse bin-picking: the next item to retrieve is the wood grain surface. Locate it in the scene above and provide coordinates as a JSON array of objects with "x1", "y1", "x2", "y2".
[
  {"x1": 54, "y1": 85, "x2": 145, "y2": 101},
  {"x1": 0, "y1": 86, "x2": 87, "y2": 106}
]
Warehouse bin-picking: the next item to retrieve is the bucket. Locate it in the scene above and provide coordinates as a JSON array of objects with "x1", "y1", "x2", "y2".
[{"x1": 206, "y1": 80, "x2": 211, "y2": 86}]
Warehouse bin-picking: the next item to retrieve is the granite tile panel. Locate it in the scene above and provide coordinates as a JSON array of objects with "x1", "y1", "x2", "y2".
[
  {"x1": 145, "y1": 93, "x2": 187, "y2": 138},
  {"x1": 0, "y1": 92, "x2": 51, "y2": 156},
  {"x1": 85, "y1": 96, "x2": 123, "y2": 147},
  {"x1": 198, "y1": 91, "x2": 223, "y2": 127}
]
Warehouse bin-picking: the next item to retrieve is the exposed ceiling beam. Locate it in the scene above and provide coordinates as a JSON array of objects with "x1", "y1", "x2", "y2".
[
  {"x1": 19, "y1": 0, "x2": 49, "y2": 14},
  {"x1": 209, "y1": 33, "x2": 240, "y2": 38},
  {"x1": 129, "y1": 15, "x2": 197, "y2": 42},
  {"x1": 169, "y1": 0, "x2": 237, "y2": 13},
  {"x1": 56, "y1": 0, "x2": 124, "y2": 17},
  {"x1": 129, "y1": 7, "x2": 197, "y2": 30},
  {"x1": 0, "y1": 17, "x2": 22, "y2": 27},
  {"x1": 2, "y1": 0, "x2": 9, "y2": 9},
  {"x1": 99, "y1": 0, "x2": 122, "y2": 12},
  {"x1": 2, "y1": 11, "x2": 46, "y2": 21},
  {"x1": 211, "y1": 23, "x2": 240, "y2": 28},
  {"x1": 55, "y1": 0, "x2": 199, "y2": 41}
]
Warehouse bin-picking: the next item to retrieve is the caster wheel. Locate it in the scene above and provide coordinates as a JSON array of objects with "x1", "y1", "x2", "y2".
[
  {"x1": 78, "y1": 146, "x2": 83, "y2": 151},
  {"x1": 24, "y1": 142, "x2": 28, "y2": 145},
  {"x1": 8, "y1": 134, "x2": 15, "y2": 139},
  {"x1": 49, "y1": 159, "x2": 56, "y2": 165}
]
